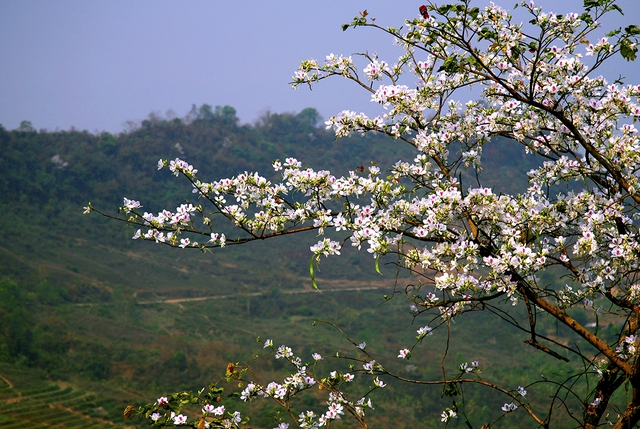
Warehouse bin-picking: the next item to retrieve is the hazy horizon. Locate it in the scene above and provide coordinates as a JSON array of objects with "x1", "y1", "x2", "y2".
[{"x1": 1, "y1": 0, "x2": 638, "y2": 134}]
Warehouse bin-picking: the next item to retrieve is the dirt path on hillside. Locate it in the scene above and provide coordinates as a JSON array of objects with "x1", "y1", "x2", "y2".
[
  {"x1": 136, "y1": 280, "x2": 394, "y2": 305},
  {"x1": 0, "y1": 373, "x2": 15, "y2": 389}
]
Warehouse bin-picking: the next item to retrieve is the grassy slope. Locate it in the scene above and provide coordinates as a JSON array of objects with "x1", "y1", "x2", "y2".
[{"x1": 0, "y1": 110, "x2": 588, "y2": 428}]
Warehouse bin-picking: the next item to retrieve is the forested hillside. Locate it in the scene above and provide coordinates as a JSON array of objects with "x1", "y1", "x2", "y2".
[{"x1": 0, "y1": 105, "x2": 564, "y2": 428}]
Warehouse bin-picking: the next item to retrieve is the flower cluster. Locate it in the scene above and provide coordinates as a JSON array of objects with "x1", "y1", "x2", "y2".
[
  {"x1": 459, "y1": 361, "x2": 480, "y2": 374},
  {"x1": 501, "y1": 402, "x2": 518, "y2": 413},
  {"x1": 235, "y1": 341, "x2": 381, "y2": 427},
  {"x1": 143, "y1": 394, "x2": 244, "y2": 428},
  {"x1": 363, "y1": 58, "x2": 390, "y2": 81},
  {"x1": 616, "y1": 335, "x2": 637, "y2": 360},
  {"x1": 440, "y1": 408, "x2": 457, "y2": 422}
]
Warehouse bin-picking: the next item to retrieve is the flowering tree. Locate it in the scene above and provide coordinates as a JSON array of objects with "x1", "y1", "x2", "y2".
[{"x1": 88, "y1": 0, "x2": 640, "y2": 428}]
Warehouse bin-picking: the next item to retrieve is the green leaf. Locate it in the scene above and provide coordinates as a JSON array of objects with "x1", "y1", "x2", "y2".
[
  {"x1": 351, "y1": 17, "x2": 367, "y2": 27},
  {"x1": 620, "y1": 38, "x2": 638, "y2": 61},
  {"x1": 510, "y1": 44, "x2": 523, "y2": 59},
  {"x1": 478, "y1": 28, "x2": 497, "y2": 41},
  {"x1": 443, "y1": 382, "x2": 460, "y2": 397},
  {"x1": 375, "y1": 255, "x2": 382, "y2": 275},
  {"x1": 439, "y1": 55, "x2": 460, "y2": 73},
  {"x1": 579, "y1": 12, "x2": 594, "y2": 25},
  {"x1": 309, "y1": 255, "x2": 319, "y2": 289},
  {"x1": 437, "y1": 4, "x2": 453, "y2": 15},
  {"x1": 342, "y1": 24, "x2": 349, "y2": 31},
  {"x1": 465, "y1": 55, "x2": 479, "y2": 68},
  {"x1": 607, "y1": 4, "x2": 623, "y2": 15},
  {"x1": 620, "y1": 46, "x2": 638, "y2": 61},
  {"x1": 625, "y1": 24, "x2": 640, "y2": 35}
]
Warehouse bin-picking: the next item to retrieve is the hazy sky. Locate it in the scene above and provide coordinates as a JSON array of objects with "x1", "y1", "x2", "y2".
[{"x1": 1, "y1": 0, "x2": 638, "y2": 134}]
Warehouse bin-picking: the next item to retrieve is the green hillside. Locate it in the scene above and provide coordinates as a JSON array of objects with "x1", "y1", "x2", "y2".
[{"x1": 0, "y1": 105, "x2": 579, "y2": 428}]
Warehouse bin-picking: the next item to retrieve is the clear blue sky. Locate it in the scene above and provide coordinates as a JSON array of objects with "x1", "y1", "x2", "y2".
[{"x1": 0, "y1": 0, "x2": 638, "y2": 134}]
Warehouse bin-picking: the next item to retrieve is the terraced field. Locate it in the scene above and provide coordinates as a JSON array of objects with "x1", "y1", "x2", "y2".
[{"x1": 0, "y1": 365, "x2": 128, "y2": 428}]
